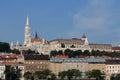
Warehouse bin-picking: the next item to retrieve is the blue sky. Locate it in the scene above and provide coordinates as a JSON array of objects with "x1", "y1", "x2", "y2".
[{"x1": 0, "y1": 0, "x2": 120, "y2": 46}]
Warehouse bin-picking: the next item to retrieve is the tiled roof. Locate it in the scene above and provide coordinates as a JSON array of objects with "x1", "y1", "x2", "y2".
[
  {"x1": 56, "y1": 55, "x2": 68, "y2": 59},
  {"x1": 50, "y1": 38, "x2": 85, "y2": 44},
  {"x1": 31, "y1": 37, "x2": 41, "y2": 43},
  {"x1": 89, "y1": 43, "x2": 112, "y2": 46},
  {"x1": 0, "y1": 54, "x2": 20, "y2": 60},
  {"x1": 106, "y1": 60, "x2": 120, "y2": 64},
  {"x1": 89, "y1": 43, "x2": 112, "y2": 49},
  {"x1": 112, "y1": 46, "x2": 120, "y2": 50},
  {"x1": 2, "y1": 62, "x2": 24, "y2": 65},
  {"x1": 50, "y1": 58, "x2": 105, "y2": 63},
  {"x1": 24, "y1": 54, "x2": 50, "y2": 60}
]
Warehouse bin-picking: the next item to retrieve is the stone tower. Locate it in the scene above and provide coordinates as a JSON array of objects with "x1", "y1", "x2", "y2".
[
  {"x1": 82, "y1": 34, "x2": 89, "y2": 45},
  {"x1": 24, "y1": 16, "x2": 30, "y2": 46}
]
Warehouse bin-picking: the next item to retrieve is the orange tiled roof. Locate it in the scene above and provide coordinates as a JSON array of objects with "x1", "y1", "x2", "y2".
[
  {"x1": 56, "y1": 55, "x2": 68, "y2": 59},
  {"x1": 0, "y1": 54, "x2": 20, "y2": 60},
  {"x1": 2, "y1": 62, "x2": 23, "y2": 65},
  {"x1": 31, "y1": 37, "x2": 41, "y2": 43}
]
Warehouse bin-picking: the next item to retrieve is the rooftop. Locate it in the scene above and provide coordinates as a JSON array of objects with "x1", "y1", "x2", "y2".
[{"x1": 24, "y1": 54, "x2": 50, "y2": 60}]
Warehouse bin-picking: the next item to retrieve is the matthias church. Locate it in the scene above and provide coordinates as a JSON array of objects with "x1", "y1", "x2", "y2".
[{"x1": 11, "y1": 16, "x2": 112, "y2": 54}]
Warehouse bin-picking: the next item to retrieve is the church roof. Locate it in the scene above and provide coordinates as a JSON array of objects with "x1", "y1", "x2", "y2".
[
  {"x1": 82, "y1": 34, "x2": 86, "y2": 38},
  {"x1": 31, "y1": 32, "x2": 41, "y2": 43},
  {"x1": 31, "y1": 38, "x2": 41, "y2": 43},
  {"x1": 50, "y1": 38, "x2": 85, "y2": 44}
]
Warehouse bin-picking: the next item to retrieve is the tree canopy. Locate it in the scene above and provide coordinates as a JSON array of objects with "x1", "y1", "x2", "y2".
[
  {"x1": 4, "y1": 65, "x2": 22, "y2": 80},
  {"x1": 0, "y1": 42, "x2": 10, "y2": 52},
  {"x1": 50, "y1": 49, "x2": 120, "y2": 58}
]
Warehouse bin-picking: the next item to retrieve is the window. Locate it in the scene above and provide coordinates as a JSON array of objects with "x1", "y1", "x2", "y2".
[
  {"x1": 112, "y1": 66, "x2": 114, "y2": 68},
  {"x1": 110, "y1": 66, "x2": 111, "y2": 68}
]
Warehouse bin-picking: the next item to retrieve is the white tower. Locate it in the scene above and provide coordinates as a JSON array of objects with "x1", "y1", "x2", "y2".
[
  {"x1": 24, "y1": 16, "x2": 30, "y2": 46},
  {"x1": 82, "y1": 34, "x2": 89, "y2": 45}
]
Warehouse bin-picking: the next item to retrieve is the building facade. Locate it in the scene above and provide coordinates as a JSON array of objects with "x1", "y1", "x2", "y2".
[
  {"x1": 50, "y1": 35, "x2": 91, "y2": 52},
  {"x1": 105, "y1": 60, "x2": 120, "y2": 80},
  {"x1": 50, "y1": 58, "x2": 105, "y2": 76},
  {"x1": 24, "y1": 54, "x2": 50, "y2": 72}
]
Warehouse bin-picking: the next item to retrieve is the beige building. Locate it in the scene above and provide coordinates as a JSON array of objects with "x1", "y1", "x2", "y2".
[
  {"x1": 89, "y1": 62, "x2": 106, "y2": 74},
  {"x1": 50, "y1": 58, "x2": 105, "y2": 75},
  {"x1": 105, "y1": 60, "x2": 120, "y2": 80},
  {"x1": 89, "y1": 44, "x2": 112, "y2": 52},
  {"x1": 24, "y1": 54, "x2": 50, "y2": 72},
  {"x1": 50, "y1": 58, "x2": 89, "y2": 75},
  {"x1": 112, "y1": 46, "x2": 120, "y2": 52},
  {"x1": 50, "y1": 34, "x2": 91, "y2": 52}
]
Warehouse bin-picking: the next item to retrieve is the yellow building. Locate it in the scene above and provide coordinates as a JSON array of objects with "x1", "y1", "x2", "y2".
[
  {"x1": 50, "y1": 58, "x2": 105, "y2": 75},
  {"x1": 89, "y1": 62, "x2": 106, "y2": 74}
]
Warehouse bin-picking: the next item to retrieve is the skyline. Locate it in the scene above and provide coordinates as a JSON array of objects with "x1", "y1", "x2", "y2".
[{"x1": 0, "y1": 0, "x2": 120, "y2": 46}]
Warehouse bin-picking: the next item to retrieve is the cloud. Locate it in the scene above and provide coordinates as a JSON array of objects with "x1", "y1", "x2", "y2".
[
  {"x1": 68, "y1": 0, "x2": 120, "y2": 45},
  {"x1": 73, "y1": 0, "x2": 113, "y2": 30}
]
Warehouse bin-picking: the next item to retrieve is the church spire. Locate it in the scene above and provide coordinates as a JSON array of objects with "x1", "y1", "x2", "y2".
[
  {"x1": 35, "y1": 32, "x2": 38, "y2": 38},
  {"x1": 24, "y1": 16, "x2": 31, "y2": 46},
  {"x1": 26, "y1": 16, "x2": 29, "y2": 26}
]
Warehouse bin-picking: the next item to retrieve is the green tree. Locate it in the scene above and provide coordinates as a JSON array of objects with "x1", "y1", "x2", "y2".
[
  {"x1": 42, "y1": 69, "x2": 51, "y2": 79},
  {"x1": 58, "y1": 50, "x2": 63, "y2": 55},
  {"x1": 64, "y1": 49, "x2": 73, "y2": 58},
  {"x1": 50, "y1": 73, "x2": 56, "y2": 80},
  {"x1": 116, "y1": 74, "x2": 120, "y2": 80},
  {"x1": 58, "y1": 71, "x2": 67, "y2": 80},
  {"x1": 22, "y1": 49, "x2": 39, "y2": 55},
  {"x1": 91, "y1": 69, "x2": 102, "y2": 80},
  {"x1": 0, "y1": 42, "x2": 10, "y2": 52},
  {"x1": 83, "y1": 50, "x2": 90, "y2": 56},
  {"x1": 34, "y1": 71, "x2": 43, "y2": 79},
  {"x1": 24, "y1": 72, "x2": 33, "y2": 80},
  {"x1": 73, "y1": 69, "x2": 81, "y2": 80},
  {"x1": 74, "y1": 50, "x2": 82, "y2": 57},
  {"x1": 4, "y1": 65, "x2": 22, "y2": 80},
  {"x1": 67, "y1": 69, "x2": 74, "y2": 80},
  {"x1": 111, "y1": 74, "x2": 120, "y2": 80},
  {"x1": 86, "y1": 71, "x2": 92, "y2": 79},
  {"x1": 11, "y1": 49, "x2": 20, "y2": 54},
  {"x1": 50, "y1": 50, "x2": 58, "y2": 57}
]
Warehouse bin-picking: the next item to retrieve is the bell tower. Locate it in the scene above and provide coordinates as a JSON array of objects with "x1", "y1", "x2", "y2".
[{"x1": 24, "y1": 16, "x2": 30, "y2": 46}]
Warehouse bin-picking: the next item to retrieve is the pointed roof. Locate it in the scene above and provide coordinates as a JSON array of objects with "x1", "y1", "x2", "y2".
[
  {"x1": 26, "y1": 16, "x2": 29, "y2": 26},
  {"x1": 82, "y1": 34, "x2": 86, "y2": 38},
  {"x1": 35, "y1": 32, "x2": 38, "y2": 38}
]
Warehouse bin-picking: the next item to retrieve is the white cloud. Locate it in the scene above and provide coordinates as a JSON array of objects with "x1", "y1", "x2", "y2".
[
  {"x1": 68, "y1": 0, "x2": 120, "y2": 45},
  {"x1": 73, "y1": 0, "x2": 114, "y2": 30}
]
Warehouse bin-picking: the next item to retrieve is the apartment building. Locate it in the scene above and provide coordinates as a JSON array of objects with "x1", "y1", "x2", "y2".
[
  {"x1": 24, "y1": 54, "x2": 50, "y2": 72},
  {"x1": 50, "y1": 58, "x2": 105, "y2": 75},
  {"x1": 105, "y1": 60, "x2": 120, "y2": 80}
]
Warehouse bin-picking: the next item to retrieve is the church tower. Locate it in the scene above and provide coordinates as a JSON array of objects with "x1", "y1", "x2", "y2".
[
  {"x1": 82, "y1": 34, "x2": 89, "y2": 45},
  {"x1": 24, "y1": 16, "x2": 30, "y2": 46}
]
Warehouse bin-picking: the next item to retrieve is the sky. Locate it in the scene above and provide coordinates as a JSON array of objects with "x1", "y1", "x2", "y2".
[{"x1": 0, "y1": 0, "x2": 120, "y2": 46}]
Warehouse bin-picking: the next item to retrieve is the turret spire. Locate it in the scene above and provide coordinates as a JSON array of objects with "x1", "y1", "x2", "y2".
[
  {"x1": 35, "y1": 32, "x2": 38, "y2": 38},
  {"x1": 26, "y1": 16, "x2": 29, "y2": 26}
]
